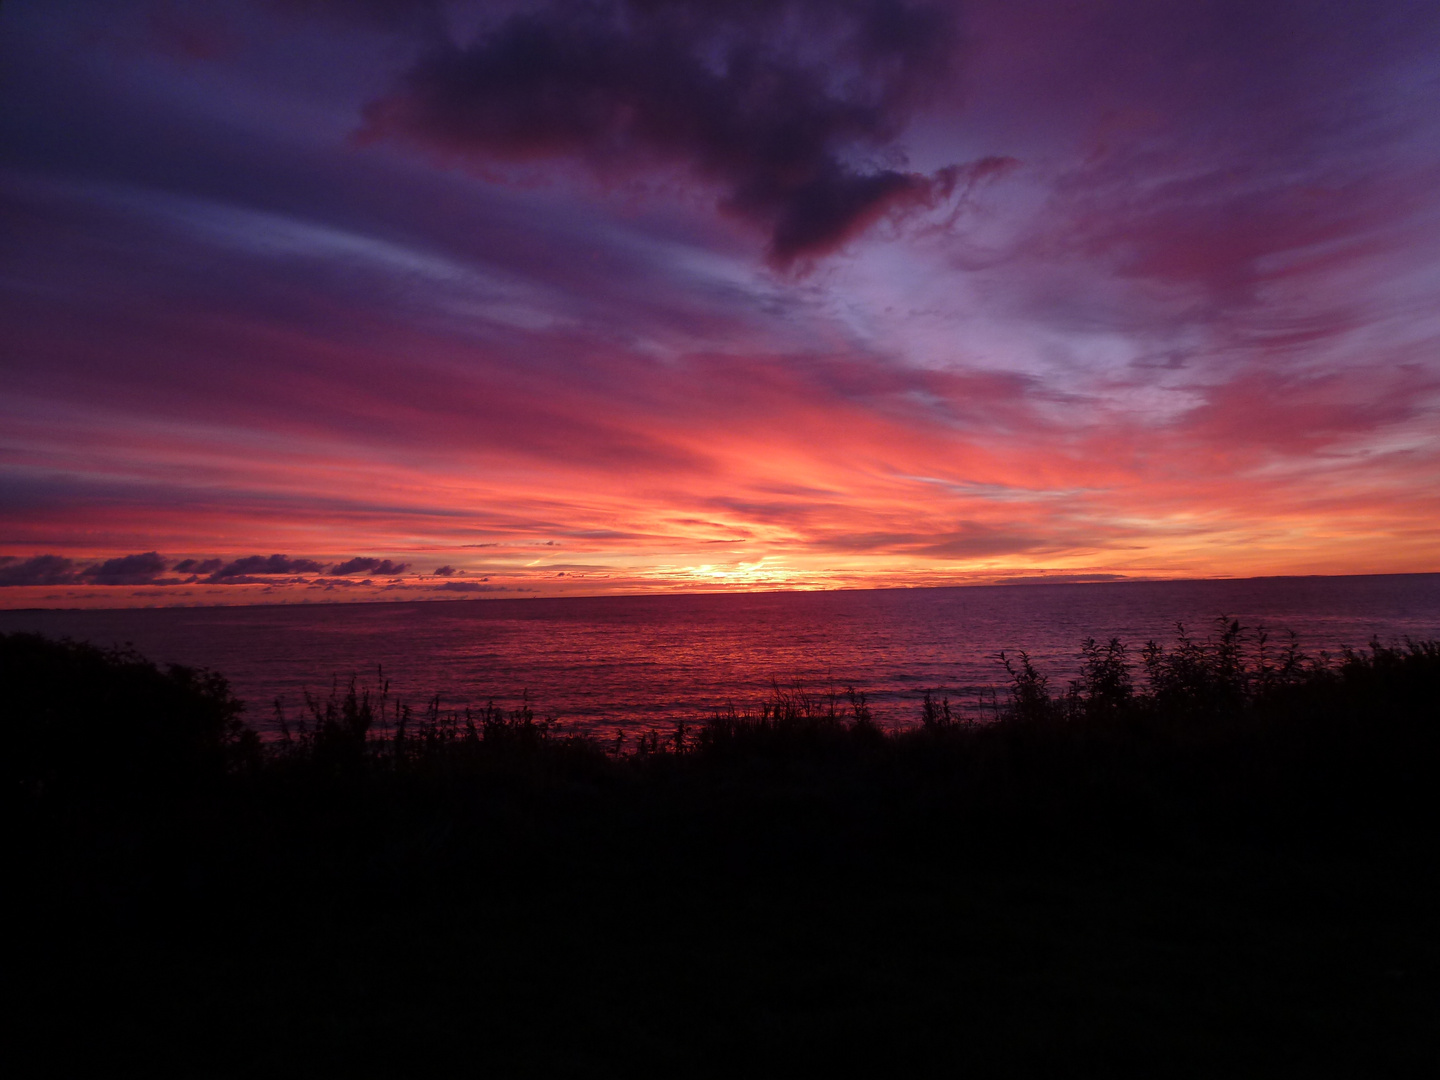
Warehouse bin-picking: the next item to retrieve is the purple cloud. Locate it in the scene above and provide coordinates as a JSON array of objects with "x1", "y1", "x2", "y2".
[
  {"x1": 0, "y1": 554, "x2": 78, "y2": 587},
  {"x1": 79, "y1": 550, "x2": 170, "y2": 585},
  {"x1": 329, "y1": 556, "x2": 411, "y2": 575},
  {"x1": 208, "y1": 554, "x2": 326, "y2": 581},
  {"x1": 173, "y1": 558, "x2": 223, "y2": 573},
  {"x1": 0, "y1": 551, "x2": 177, "y2": 587},
  {"x1": 361, "y1": 0, "x2": 968, "y2": 266}
]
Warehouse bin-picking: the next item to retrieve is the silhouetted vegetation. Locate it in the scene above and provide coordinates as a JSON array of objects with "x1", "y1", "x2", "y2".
[
  {"x1": 4, "y1": 633, "x2": 259, "y2": 800},
  {"x1": 8, "y1": 621, "x2": 1440, "y2": 1076}
]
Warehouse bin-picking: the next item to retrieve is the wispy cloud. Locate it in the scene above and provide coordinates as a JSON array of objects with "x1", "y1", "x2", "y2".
[{"x1": 1, "y1": 0, "x2": 1437, "y2": 607}]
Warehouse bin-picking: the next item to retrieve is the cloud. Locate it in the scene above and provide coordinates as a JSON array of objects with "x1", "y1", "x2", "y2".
[
  {"x1": 0, "y1": 554, "x2": 78, "y2": 586},
  {"x1": 0, "y1": 551, "x2": 179, "y2": 586},
  {"x1": 207, "y1": 554, "x2": 326, "y2": 581},
  {"x1": 173, "y1": 558, "x2": 223, "y2": 573},
  {"x1": 4, "y1": 0, "x2": 1439, "y2": 601},
  {"x1": 329, "y1": 556, "x2": 411, "y2": 575},
  {"x1": 956, "y1": 0, "x2": 1440, "y2": 345},
  {"x1": 78, "y1": 550, "x2": 170, "y2": 585},
  {"x1": 361, "y1": 0, "x2": 969, "y2": 266},
  {"x1": 434, "y1": 580, "x2": 505, "y2": 593},
  {"x1": 432, "y1": 565, "x2": 456, "y2": 576}
]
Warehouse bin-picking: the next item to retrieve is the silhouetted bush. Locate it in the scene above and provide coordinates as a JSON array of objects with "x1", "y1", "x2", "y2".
[
  {"x1": 999, "y1": 650, "x2": 1052, "y2": 723},
  {"x1": 2, "y1": 631, "x2": 257, "y2": 798}
]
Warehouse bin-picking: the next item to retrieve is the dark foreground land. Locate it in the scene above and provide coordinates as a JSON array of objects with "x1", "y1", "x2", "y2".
[{"x1": 7, "y1": 624, "x2": 1440, "y2": 1076}]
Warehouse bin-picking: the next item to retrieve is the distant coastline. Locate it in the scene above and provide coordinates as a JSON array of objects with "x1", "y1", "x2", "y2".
[{"x1": 2, "y1": 568, "x2": 1438, "y2": 614}]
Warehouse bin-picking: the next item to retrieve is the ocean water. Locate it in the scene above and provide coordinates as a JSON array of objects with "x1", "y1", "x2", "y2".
[{"x1": 3, "y1": 575, "x2": 1438, "y2": 734}]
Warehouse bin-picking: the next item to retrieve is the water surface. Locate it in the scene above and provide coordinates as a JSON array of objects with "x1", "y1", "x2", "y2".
[{"x1": 3, "y1": 575, "x2": 1437, "y2": 733}]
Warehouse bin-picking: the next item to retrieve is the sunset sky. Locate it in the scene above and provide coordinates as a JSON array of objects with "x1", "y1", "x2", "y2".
[{"x1": 3, "y1": 0, "x2": 1438, "y2": 607}]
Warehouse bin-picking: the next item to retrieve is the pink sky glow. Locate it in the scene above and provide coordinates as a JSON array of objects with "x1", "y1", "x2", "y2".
[{"x1": 2, "y1": 1, "x2": 1438, "y2": 607}]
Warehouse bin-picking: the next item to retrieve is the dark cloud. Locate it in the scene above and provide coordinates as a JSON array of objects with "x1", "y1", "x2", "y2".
[
  {"x1": 1, "y1": 551, "x2": 179, "y2": 587},
  {"x1": 432, "y1": 565, "x2": 456, "y2": 576},
  {"x1": 0, "y1": 554, "x2": 78, "y2": 587},
  {"x1": 435, "y1": 580, "x2": 505, "y2": 593},
  {"x1": 208, "y1": 554, "x2": 326, "y2": 581},
  {"x1": 329, "y1": 556, "x2": 411, "y2": 575},
  {"x1": 362, "y1": 0, "x2": 968, "y2": 266},
  {"x1": 173, "y1": 558, "x2": 223, "y2": 573},
  {"x1": 79, "y1": 550, "x2": 169, "y2": 585}
]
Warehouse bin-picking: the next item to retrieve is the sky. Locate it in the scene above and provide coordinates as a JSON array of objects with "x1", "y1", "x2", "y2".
[{"x1": 2, "y1": 0, "x2": 1438, "y2": 608}]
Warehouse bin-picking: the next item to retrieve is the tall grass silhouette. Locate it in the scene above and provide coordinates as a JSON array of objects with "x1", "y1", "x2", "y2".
[{"x1": 7, "y1": 619, "x2": 1440, "y2": 1076}]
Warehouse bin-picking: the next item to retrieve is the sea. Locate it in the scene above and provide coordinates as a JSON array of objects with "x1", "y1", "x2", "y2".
[{"x1": 3, "y1": 574, "x2": 1438, "y2": 735}]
